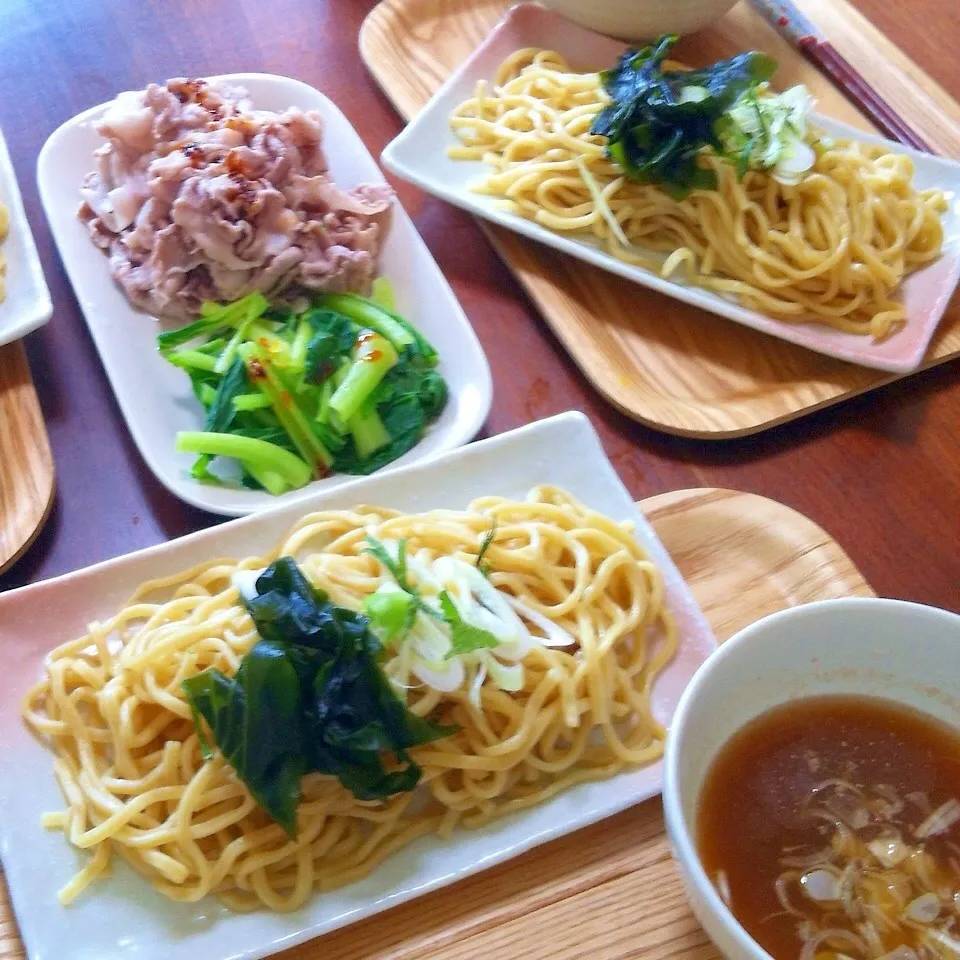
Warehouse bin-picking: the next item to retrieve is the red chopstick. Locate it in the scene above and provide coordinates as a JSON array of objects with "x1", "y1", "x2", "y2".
[
  {"x1": 748, "y1": 0, "x2": 932, "y2": 154},
  {"x1": 798, "y1": 37, "x2": 932, "y2": 152}
]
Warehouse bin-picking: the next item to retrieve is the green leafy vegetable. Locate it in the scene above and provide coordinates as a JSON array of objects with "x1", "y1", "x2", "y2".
[
  {"x1": 329, "y1": 331, "x2": 399, "y2": 425},
  {"x1": 183, "y1": 642, "x2": 305, "y2": 833},
  {"x1": 371, "y1": 277, "x2": 396, "y2": 311},
  {"x1": 476, "y1": 520, "x2": 498, "y2": 576},
  {"x1": 175, "y1": 431, "x2": 311, "y2": 495},
  {"x1": 157, "y1": 292, "x2": 269, "y2": 353},
  {"x1": 159, "y1": 288, "x2": 448, "y2": 493},
  {"x1": 303, "y1": 310, "x2": 357, "y2": 384},
  {"x1": 182, "y1": 557, "x2": 455, "y2": 835},
  {"x1": 438, "y1": 591, "x2": 500, "y2": 659},
  {"x1": 333, "y1": 367, "x2": 448, "y2": 476},
  {"x1": 204, "y1": 357, "x2": 249, "y2": 434},
  {"x1": 592, "y1": 35, "x2": 777, "y2": 198}
]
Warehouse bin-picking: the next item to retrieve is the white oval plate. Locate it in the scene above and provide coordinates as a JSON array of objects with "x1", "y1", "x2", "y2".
[
  {"x1": 380, "y1": 3, "x2": 960, "y2": 375},
  {"x1": 36, "y1": 73, "x2": 492, "y2": 517},
  {"x1": 0, "y1": 412, "x2": 716, "y2": 960},
  {"x1": 0, "y1": 125, "x2": 52, "y2": 346}
]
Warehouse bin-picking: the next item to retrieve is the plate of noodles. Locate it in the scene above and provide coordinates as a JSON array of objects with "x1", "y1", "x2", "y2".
[
  {"x1": 37, "y1": 73, "x2": 491, "y2": 516},
  {"x1": 380, "y1": 3, "x2": 960, "y2": 374},
  {"x1": 0, "y1": 411, "x2": 715, "y2": 960},
  {"x1": 0, "y1": 124, "x2": 52, "y2": 347}
]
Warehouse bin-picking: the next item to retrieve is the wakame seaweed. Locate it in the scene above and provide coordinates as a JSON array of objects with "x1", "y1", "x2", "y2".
[
  {"x1": 182, "y1": 557, "x2": 455, "y2": 835},
  {"x1": 592, "y1": 35, "x2": 776, "y2": 198}
]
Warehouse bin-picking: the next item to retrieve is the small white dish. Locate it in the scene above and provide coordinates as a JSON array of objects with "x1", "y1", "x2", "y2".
[
  {"x1": 37, "y1": 73, "x2": 492, "y2": 517},
  {"x1": 662, "y1": 597, "x2": 960, "y2": 960},
  {"x1": 539, "y1": 0, "x2": 737, "y2": 41},
  {"x1": 0, "y1": 126, "x2": 52, "y2": 347},
  {"x1": 0, "y1": 411, "x2": 716, "y2": 960},
  {"x1": 380, "y1": 3, "x2": 960, "y2": 374}
]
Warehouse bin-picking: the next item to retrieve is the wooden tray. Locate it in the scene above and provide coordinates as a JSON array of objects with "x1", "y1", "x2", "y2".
[
  {"x1": 360, "y1": 0, "x2": 960, "y2": 438},
  {"x1": 0, "y1": 341, "x2": 54, "y2": 575},
  {"x1": 0, "y1": 487, "x2": 873, "y2": 960}
]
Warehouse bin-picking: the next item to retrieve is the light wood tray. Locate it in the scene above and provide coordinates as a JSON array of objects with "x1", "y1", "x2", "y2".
[
  {"x1": 0, "y1": 342, "x2": 54, "y2": 575},
  {"x1": 360, "y1": 0, "x2": 960, "y2": 438},
  {"x1": 0, "y1": 487, "x2": 873, "y2": 960}
]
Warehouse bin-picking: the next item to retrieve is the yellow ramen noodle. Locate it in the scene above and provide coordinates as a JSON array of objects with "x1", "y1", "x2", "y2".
[
  {"x1": 448, "y1": 48, "x2": 948, "y2": 339},
  {"x1": 23, "y1": 486, "x2": 677, "y2": 912}
]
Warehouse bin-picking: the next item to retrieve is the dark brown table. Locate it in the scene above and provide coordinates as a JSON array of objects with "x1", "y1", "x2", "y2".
[{"x1": 0, "y1": 0, "x2": 957, "y2": 606}]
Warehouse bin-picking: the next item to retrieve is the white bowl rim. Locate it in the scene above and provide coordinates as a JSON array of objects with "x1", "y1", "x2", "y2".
[{"x1": 662, "y1": 596, "x2": 960, "y2": 960}]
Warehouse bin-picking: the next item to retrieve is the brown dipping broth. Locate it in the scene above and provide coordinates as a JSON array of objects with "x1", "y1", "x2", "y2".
[{"x1": 697, "y1": 695, "x2": 960, "y2": 960}]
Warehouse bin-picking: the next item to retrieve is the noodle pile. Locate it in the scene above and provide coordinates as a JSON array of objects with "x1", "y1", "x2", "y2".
[
  {"x1": 448, "y1": 49, "x2": 948, "y2": 339},
  {"x1": 22, "y1": 486, "x2": 676, "y2": 911}
]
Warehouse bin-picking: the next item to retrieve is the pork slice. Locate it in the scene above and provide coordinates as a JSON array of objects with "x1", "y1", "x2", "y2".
[
  {"x1": 80, "y1": 79, "x2": 394, "y2": 320},
  {"x1": 96, "y1": 90, "x2": 156, "y2": 154},
  {"x1": 171, "y1": 178, "x2": 261, "y2": 271}
]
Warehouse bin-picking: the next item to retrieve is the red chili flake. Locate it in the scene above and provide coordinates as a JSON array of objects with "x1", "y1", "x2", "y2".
[
  {"x1": 247, "y1": 359, "x2": 266, "y2": 380},
  {"x1": 182, "y1": 142, "x2": 204, "y2": 167},
  {"x1": 280, "y1": 391, "x2": 292, "y2": 408},
  {"x1": 171, "y1": 78, "x2": 206, "y2": 103},
  {"x1": 356, "y1": 331, "x2": 377, "y2": 347},
  {"x1": 363, "y1": 349, "x2": 383, "y2": 363},
  {"x1": 225, "y1": 149, "x2": 250, "y2": 177}
]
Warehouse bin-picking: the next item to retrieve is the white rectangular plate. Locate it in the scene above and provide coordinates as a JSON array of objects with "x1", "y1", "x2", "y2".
[
  {"x1": 0, "y1": 411, "x2": 716, "y2": 960},
  {"x1": 37, "y1": 73, "x2": 492, "y2": 517},
  {"x1": 380, "y1": 2, "x2": 960, "y2": 374},
  {"x1": 0, "y1": 126, "x2": 52, "y2": 347}
]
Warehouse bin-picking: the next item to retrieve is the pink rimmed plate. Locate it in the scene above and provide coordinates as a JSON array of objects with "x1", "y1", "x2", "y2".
[
  {"x1": 380, "y1": 3, "x2": 960, "y2": 374},
  {"x1": 0, "y1": 412, "x2": 715, "y2": 960}
]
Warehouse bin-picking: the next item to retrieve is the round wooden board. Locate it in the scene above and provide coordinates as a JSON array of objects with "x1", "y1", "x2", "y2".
[
  {"x1": 0, "y1": 341, "x2": 54, "y2": 576},
  {"x1": 0, "y1": 487, "x2": 873, "y2": 960}
]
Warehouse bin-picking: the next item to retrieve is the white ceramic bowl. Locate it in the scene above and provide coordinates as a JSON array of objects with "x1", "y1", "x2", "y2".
[
  {"x1": 663, "y1": 597, "x2": 960, "y2": 960},
  {"x1": 537, "y1": 0, "x2": 738, "y2": 41}
]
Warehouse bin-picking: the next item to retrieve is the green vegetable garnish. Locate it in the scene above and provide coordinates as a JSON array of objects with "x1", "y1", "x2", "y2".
[
  {"x1": 475, "y1": 520, "x2": 498, "y2": 576},
  {"x1": 363, "y1": 536, "x2": 444, "y2": 633},
  {"x1": 591, "y1": 35, "x2": 777, "y2": 198},
  {"x1": 364, "y1": 536, "x2": 413, "y2": 592},
  {"x1": 159, "y1": 287, "x2": 448, "y2": 493},
  {"x1": 182, "y1": 557, "x2": 456, "y2": 836},
  {"x1": 438, "y1": 591, "x2": 500, "y2": 659},
  {"x1": 363, "y1": 589, "x2": 415, "y2": 640}
]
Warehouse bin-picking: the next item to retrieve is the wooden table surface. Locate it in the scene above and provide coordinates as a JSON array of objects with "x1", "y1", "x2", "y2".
[{"x1": 0, "y1": 0, "x2": 957, "y2": 612}]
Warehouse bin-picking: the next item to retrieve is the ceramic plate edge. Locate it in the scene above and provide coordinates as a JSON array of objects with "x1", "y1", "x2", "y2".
[
  {"x1": 35, "y1": 73, "x2": 492, "y2": 518},
  {"x1": 378, "y1": 4, "x2": 960, "y2": 374},
  {"x1": 0, "y1": 410, "x2": 717, "y2": 960},
  {"x1": 0, "y1": 127, "x2": 53, "y2": 347}
]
